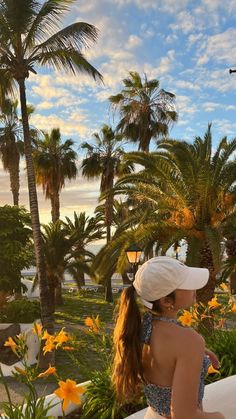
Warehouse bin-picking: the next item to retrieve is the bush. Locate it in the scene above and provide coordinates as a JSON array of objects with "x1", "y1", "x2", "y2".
[
  {"x1": 0, "y1": 298, "x2": 41, "y2": 323},
  {"x1": 81, "y1": 369, "x2": 146, "y2": 419},
  {"x1": 205, "y1": 329, "x2": 236, "y2": 383}
]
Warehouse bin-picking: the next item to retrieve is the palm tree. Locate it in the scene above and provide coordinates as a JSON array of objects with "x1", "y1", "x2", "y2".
[
  {"x1": 0, "y1": 99, "x2": 24, "y2": 205},
  {"x1": 110, "y1": 125, "x2": 236, "y2": 304},
  {"x1": 81, "y1": 124, "x2": 133, "y2": 301},
  {"x1": 34, "y1": 128, "x2": 77, "y2": 223},
  {"x1": 65, "y1": 211, "x2": 104, "y2": 288},
  {"x1": 0, "y1": 0, "x2": 102, "y2": 338},
  {"x1": 41, "y1": 220, "x2": 72, "y2": 310},
  {"x1": 109, "y1": 71, "x2": 178, "y2": 152}
]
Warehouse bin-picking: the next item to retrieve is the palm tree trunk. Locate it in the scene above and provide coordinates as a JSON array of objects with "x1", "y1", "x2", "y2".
[
  {"x1": 105, "y1": 194, "x2": 113, "y2": 302},
  {"x1": 55, "y1": 281, "x2": 63, "y2": 305},
  {"x1": 197, "y1": 243, "x2": 216, "y2": 303},
  {"x1": 196, "y1": 243, "x2": 216, "y2": 334},
  {"x1": 225, "y1": 236, "x2": 236, "y2": 293},
  {"x1": 76, "y1": 268, "x2": 85, "y2": 288},
  {"x1": 18, "y1": 78, "x2": 54, "y2": 366},
  {"x1": 50, "y1": 192, "x2": 60, "y2": 223},
  {"x1": 9, "y1": 153, "x2": 20, "y2": 206}
]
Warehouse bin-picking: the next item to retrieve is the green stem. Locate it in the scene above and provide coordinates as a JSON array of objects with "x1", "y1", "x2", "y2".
[{"x1": 0, "y1": 366, "x2": 14, "y2": 416}]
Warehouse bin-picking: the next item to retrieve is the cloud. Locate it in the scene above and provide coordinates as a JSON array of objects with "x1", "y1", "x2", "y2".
[
  {"x1": 201, "y1": 0, "x2": 236, "y2": 14},
  {"x1": 169, "y1": 11, "x2": 196, "y2": 34},
  {"x1": 175, "y1": 80, "x2": 201, "y2": 91},
  {"x1": 113, "y1": 0, "x2": 189, "y2": 13},
  {"x1": 211, "y1": 118, "x2": 236, "y2": 136},
  {"x1": 202, "y1": 102, "x2": 221, "y2": 112},
  {"x1": 165, "y1": 33, "x2": 178, "y2": 44},
  {"x1": 30, "y1": 113, "x2": 89, "y2": 137},
  {"x1": 126, "y1": 34, "x2": 143, "y2": 49},
  {"x1": 188, "y1": 33, "x2": 204, "y2": 46},
  {"x1": 196, "y1": 28, "x2": 236, "y2": 66},
  {"x1": 202, "y1": 101, "x2": 236, "y2": 112}
]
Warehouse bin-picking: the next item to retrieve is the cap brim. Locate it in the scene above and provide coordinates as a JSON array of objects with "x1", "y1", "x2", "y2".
[{"x1": 178, "y1": 267, "x2": 209, "y2": 290}]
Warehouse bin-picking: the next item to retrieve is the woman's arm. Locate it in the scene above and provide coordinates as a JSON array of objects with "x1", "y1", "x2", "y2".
[
  {"x1": 205, "y1": 348, "x2": 220, "y2": 369},
  {"x1": 171, "y1": 329, "x2": 225, "y2": 419}
]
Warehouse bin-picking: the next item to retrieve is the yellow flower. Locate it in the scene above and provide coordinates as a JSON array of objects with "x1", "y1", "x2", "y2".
[
  {"x1": 42, "y1": 330, "x2": 54, "y2": 341},
  {"x1": 43, "y1": 337, "x2": 56, "y2": 355},
  {"x1": 84, "y1": 315, "x2": 100, "y2": 332},
  {"x1": 63, "y1": 346, "x2": 75, "y2": 351},
  {"x1": 231, "y1": 304, "x2": 236, "y2": 313},
  {"x1": 4, "y1": 337, "x2": 18, "y2": 353},
  {"x1": 33, "y1": 322, "x2": 43, "y2": 336},
  {"x1": 219, "y1": 283, "x2": 229, "y2": 292},
  {"x1": 178, "y1": 310, "x2": 195, "y2": 327},
  {"x1": 54, "y1": 379, "x2": 84, "y2": 410},
  {"x1": 208, "y1": 365, "x2": 220, "y2": 375},
  {"x1": 38, "y1": 364, "x2": 57, "y2": 378},
  {"x1": 208, "y1": 297, "x2": 221, "y2": 309},
  {"x1": 54, "y1": 329, "x2": 70, "y2": 348}
]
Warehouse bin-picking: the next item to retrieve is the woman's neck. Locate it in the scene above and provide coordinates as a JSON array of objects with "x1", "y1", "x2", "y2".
[{"x1": 150, "y1": 310, "x2": 178, "y2": 319}]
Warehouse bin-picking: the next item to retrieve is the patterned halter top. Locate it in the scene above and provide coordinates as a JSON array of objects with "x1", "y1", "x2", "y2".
[{"x1": 141, "y1": 311, "x2": 211, "y2": 417}]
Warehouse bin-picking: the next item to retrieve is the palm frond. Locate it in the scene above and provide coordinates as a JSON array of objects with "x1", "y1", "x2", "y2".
[
  {"x1": 24, "y1": 0, "x2": 76, "y2": 48},
  {"x1": 34, "y1": 48, "x2": 102, "y2": 80}
]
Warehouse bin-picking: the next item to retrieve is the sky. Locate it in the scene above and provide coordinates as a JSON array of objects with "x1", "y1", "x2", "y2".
[{"x1": 1, "y1": 0, "x2": 236, "y2": 228}]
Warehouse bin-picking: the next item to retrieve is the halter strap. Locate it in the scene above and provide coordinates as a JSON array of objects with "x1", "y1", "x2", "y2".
[{"x1": 141, "y1": 312, "x2": 181, "y2": 344}]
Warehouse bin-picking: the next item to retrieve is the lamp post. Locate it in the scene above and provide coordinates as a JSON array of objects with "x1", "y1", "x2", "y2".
[{"x1": 125, "y1": 244, "x2": 142, "y2": 281}]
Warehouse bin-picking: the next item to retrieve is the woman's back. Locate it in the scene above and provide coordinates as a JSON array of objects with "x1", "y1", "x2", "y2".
[
  {"x1": 143, "y1": 316, "x2": 184, "y2": 387},
  {"x1": 142, "y1": 314, "x2": 211, "y2": 418}
]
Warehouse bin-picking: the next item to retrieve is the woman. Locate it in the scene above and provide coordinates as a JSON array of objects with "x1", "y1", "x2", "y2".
[{"x1": 112, "y1": 256, "x2": 225, "y2": 419}]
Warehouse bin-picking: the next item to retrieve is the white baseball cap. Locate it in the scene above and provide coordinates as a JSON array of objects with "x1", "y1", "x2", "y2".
[{"x1": 133, "y1": 256, "x2": 209, "y2": 309}]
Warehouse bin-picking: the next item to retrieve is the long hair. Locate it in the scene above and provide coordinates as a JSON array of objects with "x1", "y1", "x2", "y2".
[{"x1": 112, "y1": 285, "x2": 143, "y2": 403}]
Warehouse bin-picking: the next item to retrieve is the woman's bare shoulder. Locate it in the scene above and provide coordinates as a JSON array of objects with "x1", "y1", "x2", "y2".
[{"x1": 174, "y1": 326, "x2": 205, "y2": 354}]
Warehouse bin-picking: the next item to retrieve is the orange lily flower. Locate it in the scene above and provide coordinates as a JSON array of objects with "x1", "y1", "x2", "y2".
[
  {"x1": 38, "y1": 364, "x2": 58, "y2": 378},
  {"x1": 54, "y1": 379, "x2": 84, "y2": 410},
  {"x1": 178, "y1": 310, "x2": 195, "y2": 327},
  {"x1": 84, "y1": 315, "x2": 100, "y2": 332},
  {"x1": 54, "y1": 329, "x2": 69, "y2": 347},
  {"x1": 231, "y1": 304, "x2": 236, "y2": 313},
  {"x1": 219, "y1": 283, "x2": 229, "y2": 292},
  {"x1": 33, "y1": 322, "x2": 43, "y2": 336},
  {"x1": 4, "y1": 337, "x2": 18, "y2": 354},
  {"x1": 63, "y1": 346, "x2": 75, "y2": 351},
  {"x1": 42, "y1": 330, "x2": 54, "y2": 341},
  {"x1": 208, "y1": 297, "x2": 221, "y2": 309},
  {"x1": 43, "y1": 338, "x2": 56, "y2": 354},
  {"x1": 208, "y1": 364, "x2": 220, "y2": 374}
]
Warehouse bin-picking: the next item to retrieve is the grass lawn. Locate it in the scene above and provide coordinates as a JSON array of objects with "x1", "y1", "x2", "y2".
[
  {"x1": 55, "y1": 289, "x2": 119, "y2": 326},
  {"x1": 54, "y1": 290, "x2": 120, "y2": 382}
]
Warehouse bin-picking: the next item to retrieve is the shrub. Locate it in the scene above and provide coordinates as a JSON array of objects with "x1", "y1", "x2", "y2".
[
  {"x1": 0, "y1": 299, "x2": 41, "y2": 323},
  {"x1": 205, "y1": 329, "x2": 236, "y2": 383},
  {"x1": 81, "y1": 369, "x2": 146, "y2": 419}
]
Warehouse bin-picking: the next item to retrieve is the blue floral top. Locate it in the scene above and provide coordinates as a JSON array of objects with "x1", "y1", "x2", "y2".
[{"x1": 141, "y1": 312, "x2": 211, "y2": 417}]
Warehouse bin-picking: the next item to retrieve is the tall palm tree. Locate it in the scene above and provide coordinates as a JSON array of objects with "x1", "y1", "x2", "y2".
[
  {"x1": 0, "y1": 99, "x2": 24, "y2": 205},
  {"x1": 65, "y1": 211, "x2": 104, "y2": 288},
  {"x1": 0, "y1": 0, "x2": 102, "y2": 338},
  {"x1": 34, "y1": 128, "x2": 77, "y2": 223},
  {"x1": 109, "y1": 71, "x2": 178, "y2": 152},
  {"x1": 109, "y1": 125, "x2": 236, "y2": 303},
  {"x1": 81, "y1": 124, "x2": 133, "y2": 301}
]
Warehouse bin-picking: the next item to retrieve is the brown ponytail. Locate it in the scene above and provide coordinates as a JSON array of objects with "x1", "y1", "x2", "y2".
[{"x1": 112, "y1": 285, "x2": 143, "y2": 403}]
